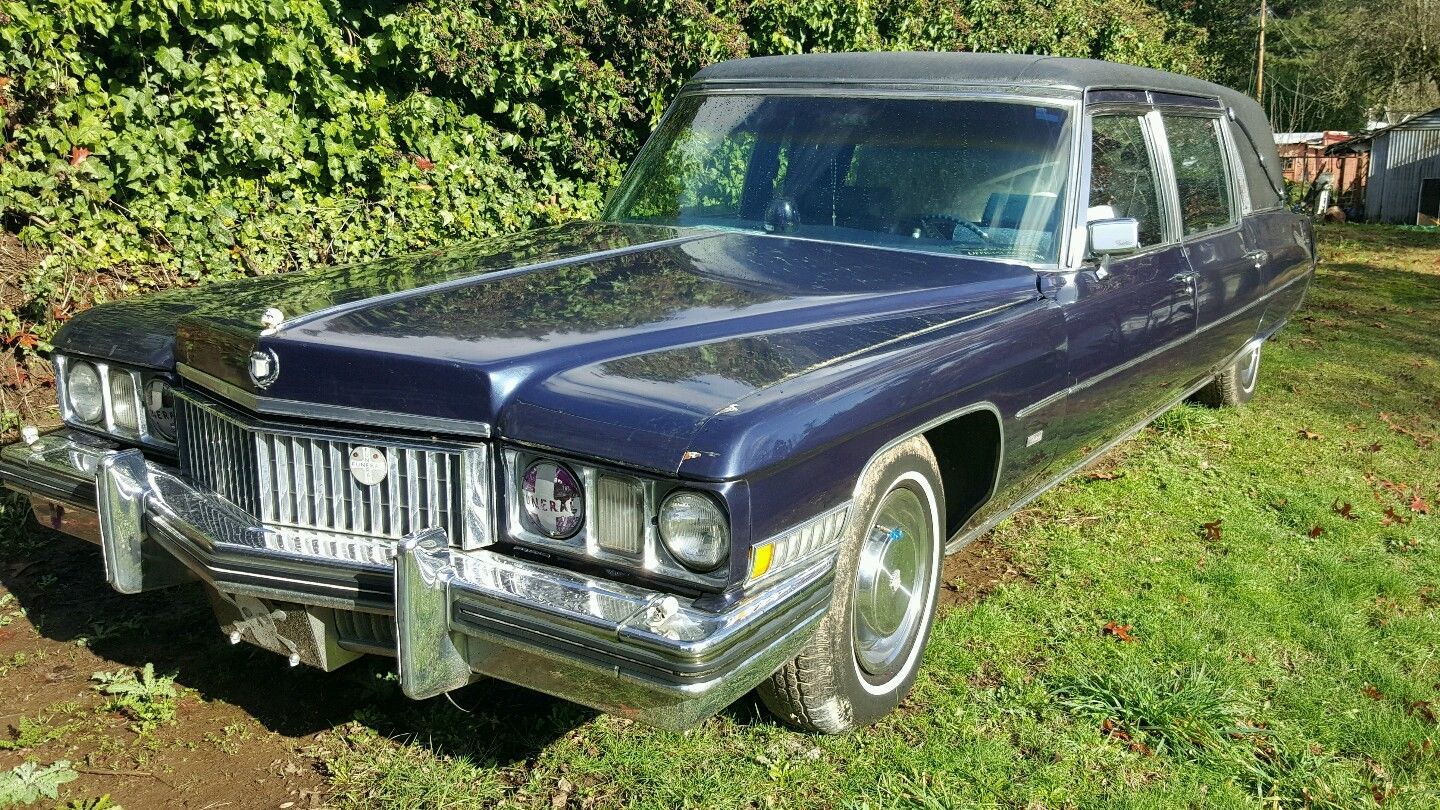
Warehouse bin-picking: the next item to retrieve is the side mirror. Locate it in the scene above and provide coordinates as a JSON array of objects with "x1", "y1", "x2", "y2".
[{"x1": 1087, "y1": 218, "x2": 1141, "y2": 256}]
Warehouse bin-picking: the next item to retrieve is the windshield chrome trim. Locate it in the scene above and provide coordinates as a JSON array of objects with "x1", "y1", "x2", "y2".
[
  {"x1": 177, "y1": 364, "x2": 493, "y2": 439},
  {"x1": 687, "y1": 78, "x2": 1083, "y2": 98}
]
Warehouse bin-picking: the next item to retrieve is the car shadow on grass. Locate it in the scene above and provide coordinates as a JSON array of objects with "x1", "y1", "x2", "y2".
[{"x1": 0, "y1": 507, "x2": 589, "y2": 765}]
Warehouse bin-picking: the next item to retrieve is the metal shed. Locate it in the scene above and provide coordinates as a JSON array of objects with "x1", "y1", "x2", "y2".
[{"x1": 1340, "y1": 107, "x2": 1440, "y2": 224}]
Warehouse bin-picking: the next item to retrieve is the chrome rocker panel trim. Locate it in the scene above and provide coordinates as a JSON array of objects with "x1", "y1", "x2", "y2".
[{"x1": 0, "y1": 430, "x2": 832, "y2": 729}]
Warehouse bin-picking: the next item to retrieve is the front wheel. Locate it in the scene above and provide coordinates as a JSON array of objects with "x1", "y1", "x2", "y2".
[
  {"x1": 1195, "y1": 341, "x2": 1262, "y2": 408},
  {"x1": 758, "y1": 436, "x2": 944, "y2": 733}
]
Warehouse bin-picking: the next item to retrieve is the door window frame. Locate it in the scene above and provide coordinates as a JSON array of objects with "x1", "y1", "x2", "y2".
[
  {"x1": 1069, "y1": 104, "x2": 1181, "y2": 267},
  {"x1": 1153, "y1": 109, "x2": 1244, "y2": 242}
]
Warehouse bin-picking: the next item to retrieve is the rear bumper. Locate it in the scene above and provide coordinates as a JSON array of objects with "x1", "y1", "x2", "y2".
[{"x1": 1, "y1": 429, "x2": 832, "y2": 729}]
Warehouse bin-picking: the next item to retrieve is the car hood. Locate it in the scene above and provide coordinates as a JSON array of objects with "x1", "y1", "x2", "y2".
[{"x1": 58, "y1": 222, "x2": 1041, "y2": 474}]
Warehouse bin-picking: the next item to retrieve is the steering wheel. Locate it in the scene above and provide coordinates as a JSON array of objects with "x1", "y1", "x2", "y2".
[{"x1": 917, "y1": 214, "x2": 990, "y2": 243}]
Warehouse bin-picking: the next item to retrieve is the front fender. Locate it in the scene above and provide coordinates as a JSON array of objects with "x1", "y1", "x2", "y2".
[{"x1": 681, "y1": 297, "x2": 1067, "y2": 544}]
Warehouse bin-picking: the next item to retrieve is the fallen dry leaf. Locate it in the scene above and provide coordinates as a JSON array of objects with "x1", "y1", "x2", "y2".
[
  {"x1": 1362, "y1": 684, "x2": 1385, "y2": 701},
  {"x1": 1101, "y1": 718, "x2": 1132, "y2": 741},
  {"x1": 1201, "y1": 519, "x2": 1223, "y2": 542},
  {"x1": 1298, "y1": 428, "x2": 1324, "y2": 441},
  {"x1": 1308, "y1": 525, "x2": 1324, "y2": 538},
  {"x1": 69, "y1": 146, "x2": 90, "y2": 165},
  {"x1": 1102, "y1": 621, "x2": 1136, "y2": 643},
  {"x1": 1333, "y1": 501, "x2": 1357, "y2": 521},
  {"x1": 1410, "y1": 495, "x2": 1431, "y2": 515},
  {"x1": 1407, "y1": 701, "x2": 1438, "y2": 724}
]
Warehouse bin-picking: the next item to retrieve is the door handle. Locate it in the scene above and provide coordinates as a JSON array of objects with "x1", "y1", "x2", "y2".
[{"x1": 1244, "y1": 249, "x2": 1269, "y2": 269}]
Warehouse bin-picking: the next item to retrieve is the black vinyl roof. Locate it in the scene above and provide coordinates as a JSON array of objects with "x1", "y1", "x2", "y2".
[
  {"x1": 692, "y1": 52, "x2": 1281, "y2": 192},
  {"x1": 696, "y1": 52, "x2": 1233, "y2": 101}
]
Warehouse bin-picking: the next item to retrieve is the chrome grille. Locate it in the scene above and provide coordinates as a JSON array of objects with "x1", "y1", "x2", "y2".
[{"x1": 176, "y1": 394, "x2": 488, "y2": 547}]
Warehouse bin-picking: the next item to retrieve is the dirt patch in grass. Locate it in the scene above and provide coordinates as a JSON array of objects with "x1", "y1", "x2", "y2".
[
  {"x1": 937, "y1": 533, "x2": 1025, "y2": 611},
  {"x1": 0, "y1": 517, "x2": 349, "y2": 808},
  {"x1": 0, "y1": 231, "x2": 55, "y2": 443}
]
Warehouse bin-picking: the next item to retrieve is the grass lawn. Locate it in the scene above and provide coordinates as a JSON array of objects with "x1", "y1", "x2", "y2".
[{"x1": 2, "y1": 224, "x2": 1439, "y2": 808}]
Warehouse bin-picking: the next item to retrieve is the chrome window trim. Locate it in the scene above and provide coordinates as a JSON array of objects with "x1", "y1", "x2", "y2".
[{"x1": 177, "y1": 363, "x2": 493, "y2": 439}]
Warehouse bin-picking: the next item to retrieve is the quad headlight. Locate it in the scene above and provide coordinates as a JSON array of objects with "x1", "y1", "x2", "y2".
[
  {"x1": 658, "y1": 491, "x2": 730, "y2": 572},
  {"x1": 56, "y1": 355, "x2": 176, "y2": 450},
  {"x1": 64, "y1": 361, "x2": 104, "y2": 424}
]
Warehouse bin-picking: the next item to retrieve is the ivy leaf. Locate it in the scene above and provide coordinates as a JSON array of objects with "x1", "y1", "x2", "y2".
[{"x1": 153, "y1": 45, "x2": 184, "y2": 75}]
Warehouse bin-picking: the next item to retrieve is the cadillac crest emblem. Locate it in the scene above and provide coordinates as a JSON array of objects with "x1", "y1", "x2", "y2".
[{"x1": 248, "y1": 349, "x2": 280, "y2": 388}]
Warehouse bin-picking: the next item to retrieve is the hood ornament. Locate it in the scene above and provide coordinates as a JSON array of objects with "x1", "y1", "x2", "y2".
[
  {"x1": 248, "y1": 348, "x2": 280, "y2": 389},
  {"x1": 259, "y1": 307, "x2": 285, "y2": 335}
]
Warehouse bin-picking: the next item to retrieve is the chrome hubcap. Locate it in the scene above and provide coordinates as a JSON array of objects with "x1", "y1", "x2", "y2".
[
  {"x1": 1238, "y1": 345, "x2": 1261, "y2": 392},
  {"x1": 852, "y1": 487, "x2": 932, "y2": 678}
]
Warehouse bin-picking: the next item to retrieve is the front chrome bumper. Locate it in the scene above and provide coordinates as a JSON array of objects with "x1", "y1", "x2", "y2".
[{"x1": 1, "y1": 429, "x2": 832, "y2": 729}]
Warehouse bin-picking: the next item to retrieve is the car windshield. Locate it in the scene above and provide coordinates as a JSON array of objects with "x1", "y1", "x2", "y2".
[{"x1": 605, "y1": 94, "x2": 1073, "y2": 263}]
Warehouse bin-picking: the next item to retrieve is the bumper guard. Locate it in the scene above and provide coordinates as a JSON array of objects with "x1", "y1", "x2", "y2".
[{"x1": 1, "y1": 429, "x2": 833, "y2": 729}]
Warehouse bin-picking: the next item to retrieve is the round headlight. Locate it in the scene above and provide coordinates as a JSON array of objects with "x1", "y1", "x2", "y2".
[
  {"x1": 65, "y1": 361, "x2": 104, "y2": 424},
  {"x1": 143, "y1": 378, "x2": 176, "y2": 441},
  {"x1": 520, "y1": 460, "x2": 585, "y2": 539},
  {"x1": 659, "y1": 491, "x2": 730, "y2": 572},
  {"x1": 109, "y1": 370, "x2": 139, "y2": 432}
]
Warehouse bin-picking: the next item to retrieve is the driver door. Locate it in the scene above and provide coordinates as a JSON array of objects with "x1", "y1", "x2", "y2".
[{"x1": 1047, "y1": 109, "x2": 1198, "y2": 459}]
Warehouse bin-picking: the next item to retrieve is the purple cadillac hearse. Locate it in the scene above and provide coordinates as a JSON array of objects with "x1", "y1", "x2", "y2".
[{"x1": 0, "y1": 53, "x2": 1313, "y2": 733}]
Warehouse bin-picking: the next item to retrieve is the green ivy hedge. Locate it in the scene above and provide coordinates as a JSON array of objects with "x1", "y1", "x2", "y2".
[{"x1": 0, "y1": 0, "x2": 1210, "y2": 383}]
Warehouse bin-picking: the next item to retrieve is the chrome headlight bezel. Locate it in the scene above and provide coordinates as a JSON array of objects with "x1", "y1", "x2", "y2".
[
  {"x1": 503, "y1": 448, "x2": 733, "y2": 588},
  {"x1": 63, "y1": 359, "x2": 105, "y2": 424},
  {"x1": 54, "y1": 354, "x2": 177, "y2": 451},
  {"x1": 658, "y1": 490, "x2": 731, "y2": 573}
]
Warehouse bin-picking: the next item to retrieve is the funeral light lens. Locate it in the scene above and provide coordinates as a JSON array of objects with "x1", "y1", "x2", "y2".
[
  {"x1": 521, "y1": 460, "x2": 585, "y2": 540},
  {"x1": 143, "y1": 378, "x2": 176, "y2": 441}
]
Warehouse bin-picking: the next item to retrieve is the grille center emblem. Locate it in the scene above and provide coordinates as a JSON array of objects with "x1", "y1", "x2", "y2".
[
  {"x1": 349, "y1": 446, "x2": 389, "y2": 486},
  {"x1": 248, "y1": 349, "x2": 280, "y2": 388}
]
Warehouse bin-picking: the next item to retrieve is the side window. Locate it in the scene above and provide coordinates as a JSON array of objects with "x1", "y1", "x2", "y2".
[
  {"x1": 1088, "y1": 114, "x2": 1164, "y2": 247},
  {"x1": 1164, "y1": 116, "x2": 1236, "y2": 234}
]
